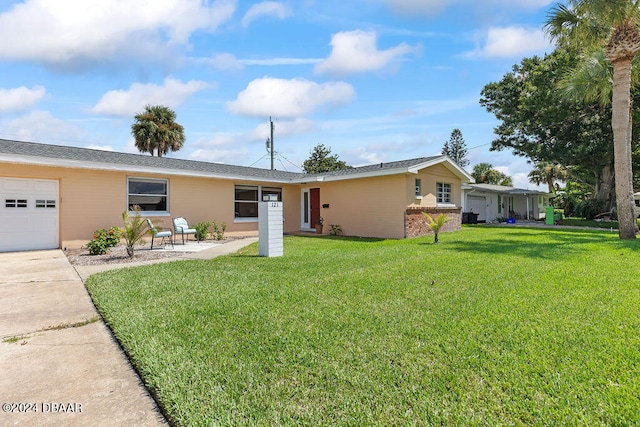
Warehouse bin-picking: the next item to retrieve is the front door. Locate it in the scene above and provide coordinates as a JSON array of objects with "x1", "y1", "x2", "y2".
[
  {"x1": 310, "y1": 188, "x2": 321, "y2": 228},
  {"x1": 301, "y1": 188, "x2": 321, "y2": 230}
]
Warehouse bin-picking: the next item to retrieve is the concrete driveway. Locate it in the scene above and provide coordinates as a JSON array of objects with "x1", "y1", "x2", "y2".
[{"x1": 0, "y1": 250, "x2": 167, "y2": 426}]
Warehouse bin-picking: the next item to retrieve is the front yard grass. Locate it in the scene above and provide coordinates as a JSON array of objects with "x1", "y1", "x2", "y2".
[{"x1": 86, "y1": 227, "x2": 640, "y2": 426}]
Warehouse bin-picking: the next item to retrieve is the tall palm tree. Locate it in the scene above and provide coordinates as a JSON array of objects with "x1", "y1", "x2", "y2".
[
  {"x1": 546, "y1": 0, "x2": 640, "y2": 239},
  {"x1": 131, "y1": 105, "x2": 185, "y2": 157},
  {"x1": 528, "y1": 162, "x2": 569, "y2": 194}
]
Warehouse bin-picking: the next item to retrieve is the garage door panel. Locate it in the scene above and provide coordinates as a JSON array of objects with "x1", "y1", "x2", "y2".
[
  {"x1": 467, "y1": 196, "x2": 486, "y2": 222},
  {"x1": 34, "y1": 180, "x2": 57, "y2": 193},
  {"x1": 4, "y1": 213, "x2": 30, "y2": 228},
  {"x1": 2, "y1": 178, "x2": 30, "y2": 192},
  {"x1": 0, "y1": 178, "x2": 59, "y2": 252}
]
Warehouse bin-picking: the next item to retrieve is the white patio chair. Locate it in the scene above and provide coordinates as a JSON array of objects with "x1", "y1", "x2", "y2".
[{"x1": 146, "y1": 219, "x2": 173, "y2": 249}]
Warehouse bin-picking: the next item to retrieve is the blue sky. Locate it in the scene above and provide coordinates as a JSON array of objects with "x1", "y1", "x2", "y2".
[{"x1": 0, "y1": 0, "x2": 555, "y2": 188}]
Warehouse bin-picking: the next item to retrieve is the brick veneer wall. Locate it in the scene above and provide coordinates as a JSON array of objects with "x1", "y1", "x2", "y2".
[{"x1": 404, "y1": 207, "x2": 462, "y2": 238}]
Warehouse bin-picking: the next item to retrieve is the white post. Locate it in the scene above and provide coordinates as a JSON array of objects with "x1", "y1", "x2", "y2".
[{"x1": 258, "y1": 200, "x2": 283, "y2": 257}]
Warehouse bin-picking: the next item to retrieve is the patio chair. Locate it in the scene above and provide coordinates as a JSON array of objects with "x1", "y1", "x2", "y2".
[
  {"x1": 173, "y1": 217, "x2": 196, "y2": 244},
  {"x1": 146, "y1": 219, "x2": 173, "y2": 249}
]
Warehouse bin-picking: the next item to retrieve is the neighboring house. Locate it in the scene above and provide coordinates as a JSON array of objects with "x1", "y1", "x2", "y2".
[
  {"x1": 462, "y1": 183, "x2": 552, "y2": 223},
  {"x1": 0, "y1": 139, "x2": 473, "y2": 252}
]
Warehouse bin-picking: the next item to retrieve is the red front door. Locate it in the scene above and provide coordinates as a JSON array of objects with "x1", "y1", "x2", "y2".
[{"x1": 310, "y1": 188, "x2": 320, "y2": 227}]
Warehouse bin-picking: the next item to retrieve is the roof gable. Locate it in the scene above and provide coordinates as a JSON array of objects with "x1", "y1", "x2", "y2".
[{"x1": 299, "y1": 155, "x2": 473, "y2": 183}]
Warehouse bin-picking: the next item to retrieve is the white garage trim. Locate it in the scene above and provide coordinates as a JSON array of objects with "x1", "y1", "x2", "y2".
[{"x1": 0, "y1": 178, "x2": 59, "y2": 252}]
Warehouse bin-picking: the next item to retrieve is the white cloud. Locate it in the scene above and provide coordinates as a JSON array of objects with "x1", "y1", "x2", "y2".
[
  {"x1": 343, "y1": 147, "x2": 385, "y2": 166},
  {"x1": 1, "y1": 110, "x2": 86, "y2": 144},
  {"x1": 241, "y1": 57, "x2": 322, "y2": 66},
  {"x1": 91, "y1": 78, "x2": 211, "y2": 116},
  {"x1": 490, "y1": 161, "x2": 546, "y2": 190},
  {"x1": 206, "y1": 53, "x2": 245, "y2": 71},
  {"x1": 184, "y1": 117, "x2": 317, "y2": 165},
  {"x1": 226, "y1": 77, "x2": 355, "y2": 118},
  {"x1": 241, "y1": 1, "x2": 290, "y2": 27},
  {"x1": 188, "y1": 134, "x2": 251, "y2": 164},
  {"x1": 0, "y1": 0, "x2": 237, "y2": 65},
  {"x1": 248, "y1": 118, "x2": 317, "y2": 140},
  {"x1": 466, "y1": 26, "x2": 551, "y2": 59},
  {"x1": 315, "y1": 30, "x2": 416, "y2": 76},
  {"x1": 195, "y1": 53, "x2": 321, "y2": 69},
  {"x1": 87, "y1": 144, "x2": 115, "y2": 151},
  {"x1": 0, "y1": 85, "x2": 46, "y2": 113},
  {"x1": 381, "y1": 0, "x2": 553, "y2": 16}
]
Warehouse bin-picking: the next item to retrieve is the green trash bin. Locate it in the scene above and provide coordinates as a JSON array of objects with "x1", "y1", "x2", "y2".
[{"x1": 545, "y1": 206, "x2": 555, "y2": 225}]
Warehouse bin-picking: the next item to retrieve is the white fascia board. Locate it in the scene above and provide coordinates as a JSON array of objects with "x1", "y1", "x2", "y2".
[
  {"x1": 290, "y1": 167, "x2": 414, "y2": 183},
  {"x1": 0, "y1": 153, "x2": 294, "y2": 184},
  {"x1": 408, "y1": 156, "x2": 473, "y2": 182},
  {"x1": 470, "y1": 184, "x2": 552, "y2": 197}
]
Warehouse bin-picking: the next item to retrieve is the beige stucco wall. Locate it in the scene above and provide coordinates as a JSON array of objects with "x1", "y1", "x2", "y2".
[
  {"x1": 308, "y1": 174, "x2": 413, "y2": 239},
  {"x1": 1, "y1": 159, "x2": 465, "y2": 247},
  {"x1": 307, "y1": 164, "x2": 464, "y2": 239},
  {"x1": 409, "y1": 163, "x2": 463, "y2": 207},
  {"x1": 0, "y1": 163, "x2": 300, "y2": 249}
]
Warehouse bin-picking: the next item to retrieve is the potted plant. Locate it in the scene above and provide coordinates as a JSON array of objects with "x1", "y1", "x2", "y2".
[{"x1": 314, "y1": 216, "x2": 324, "y2": 234}]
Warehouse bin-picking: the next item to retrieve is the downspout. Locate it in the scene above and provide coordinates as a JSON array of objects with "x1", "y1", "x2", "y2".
[{"x1": 403, "y1": 210, "x2": 407, "y2": 239}]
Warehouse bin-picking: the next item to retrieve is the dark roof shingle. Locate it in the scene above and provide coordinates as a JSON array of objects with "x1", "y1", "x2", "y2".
[{"x1": 0, "y1": 139, "x2": 450, "y2": 182}]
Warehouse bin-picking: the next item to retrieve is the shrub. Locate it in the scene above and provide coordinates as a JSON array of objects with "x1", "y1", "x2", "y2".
[
  {"x1": 195, "y1": 222, "x2": 211, "y2": 241},
  {"x1": 87, "y1": 227, "x2": 123, "y2": 255},
  {"x1": 574, "y1": 199, "x2": 605, "y2": 220},
  {"x1": 212, "y1": 220, "x2": 226, "y2": 240},
  {"x1": 121, "y1": 206, "x2": 151, "y2": 257},
  {"x1": 329, "y1": 224, "x2": 343, "y2": 236}
]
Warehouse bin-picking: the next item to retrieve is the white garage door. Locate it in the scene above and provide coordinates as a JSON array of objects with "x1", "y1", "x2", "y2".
[
  {"x1": 467, "y1": 195, "x2": 487, "y2": 222},
  {"x1": 0, "y1": 178, "x2": 59, "y2": 252}
]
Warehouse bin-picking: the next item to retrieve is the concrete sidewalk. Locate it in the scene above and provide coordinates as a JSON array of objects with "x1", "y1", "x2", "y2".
[{"x1": 0, "y1": 237, "x2": 257, "y2": 426}]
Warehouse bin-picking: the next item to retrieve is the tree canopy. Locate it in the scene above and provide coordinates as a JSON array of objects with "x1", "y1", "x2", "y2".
[
  {"x1": 302, "y1": 144, "x2": 350, "y2": 174},
  {"x1": 479, "y1": 50, "x2": 621, "y2": 208},
  {"x1": 471, "y1": 163, "x2": 513, "y2": 186},
  {"x1": 131, "y1": 105, "x2": 185, "y2": 157},
  {"x1": 528, "y1": 162, "x2": 569, "y2": 194},
  {"x1": 545, "y1": 0, "x2": 640, "y2": 238},
  {"x1": 441, "y1": 128, "x2": 469, "y2": 168}
]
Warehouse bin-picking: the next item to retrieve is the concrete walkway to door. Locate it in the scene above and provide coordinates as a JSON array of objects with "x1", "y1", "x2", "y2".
[{"x1": 0, "y1": 250, "x2": 167, "y2": 427}]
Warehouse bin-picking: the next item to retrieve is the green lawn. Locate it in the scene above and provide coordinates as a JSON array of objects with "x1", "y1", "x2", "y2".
[{"x1": 86, "y1": 227, "x2": 640, "y2": 426}]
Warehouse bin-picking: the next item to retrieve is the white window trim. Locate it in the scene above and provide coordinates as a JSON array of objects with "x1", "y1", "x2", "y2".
[
  {"x1": 233, "y1": 184, "x2": 282, "y2": 222},
  {"x1": 234, "y1": 217, "x2": 259, "y2": 223},
  {"x1": 127, "y1": 176, "x2": 169, "y2": 215},
  {"x1": 436, "y1": 182, "x2": 453, "y2": 205}
]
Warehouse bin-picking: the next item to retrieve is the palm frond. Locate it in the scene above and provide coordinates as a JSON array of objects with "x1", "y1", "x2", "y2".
[{"x1": 559, "y1": 49, "x2": 613, "y2": 105}]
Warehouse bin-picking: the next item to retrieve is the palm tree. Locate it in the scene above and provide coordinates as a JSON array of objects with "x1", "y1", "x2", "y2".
[
  {"x1": 546, "y1": 0, "x2": 640, "y2": 239},
  {"x1": 131, "y1": 105, "x2": 185, "y2": 157},
  {"x1": 528, "y1": 162, "x2": 569, "y2": 194},
  {"x1": 472, "y1": 162, "x2": 513, "y2": 186},
  {"x1": 422, "y1": 213, "x2": 452, "y2": 243},
  {"x1": 471, "y1": 162, "x2": 494, "y2": 184}
]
